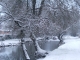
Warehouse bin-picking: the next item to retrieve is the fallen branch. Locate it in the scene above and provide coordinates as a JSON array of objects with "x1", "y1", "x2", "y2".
[{"x1": 22, "y1": 43, "x2": 30, "y2": 60}]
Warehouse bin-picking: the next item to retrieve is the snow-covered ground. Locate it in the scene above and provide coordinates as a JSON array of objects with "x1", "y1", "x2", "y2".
[
  {"x1": 38, "y1": 36, "x2": 80, "y2": 60},
  {"x1": 0, "y1": 39, "x2": 21, "y2": 46}
]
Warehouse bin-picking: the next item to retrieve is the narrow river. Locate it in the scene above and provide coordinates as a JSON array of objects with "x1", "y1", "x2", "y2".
[{"x1": 0, "y1": 40, "x2": 59, "y2": 60}]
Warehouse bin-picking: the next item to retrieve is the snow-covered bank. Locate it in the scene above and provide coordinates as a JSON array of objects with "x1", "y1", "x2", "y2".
[
  {"x1": 0, "y1": 39, "x2": 21, "y2": 47},
  {"x1": 38, "y1": 36, "x2": 80, "y2": 60}
]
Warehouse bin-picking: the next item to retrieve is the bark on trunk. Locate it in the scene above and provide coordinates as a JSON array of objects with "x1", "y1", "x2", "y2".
[
  {"x1": 38, "y1": 0, "x2": 45, "y2": 16},
  {"x1": 32, "y1": 0, "x2": 36, "y2": 15},
  {"x1": 58, "y1": 31, "x2": 66, "y2": 45}
]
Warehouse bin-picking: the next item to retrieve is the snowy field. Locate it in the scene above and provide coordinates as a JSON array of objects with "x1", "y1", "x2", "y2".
[{"x1": 38, "y1": 36, "x2": 80, "y2": 60}]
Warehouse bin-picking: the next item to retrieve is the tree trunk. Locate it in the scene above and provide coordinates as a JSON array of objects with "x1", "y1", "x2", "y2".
[
  {"x1": 30, "y1": 32, "x2": 37, "y2": 51},
  {"x1": 38, "y1": 0, "x2": 45, "y2": 16},
  {"x1": 27, "y1": 0, "x2": 28, "y2": 10},
  {"x1": 32, "y1": 0, "x2": 36, "y2": 15},
  {"x1": 30, "y1": 32, "x2": 48, "y2": 58},
  {"x1": 58, "y1": 31, "x2": 66, "y2": 45},
  {"x1": 14, "y1": 21, "x2": 25, "y2": 43}
]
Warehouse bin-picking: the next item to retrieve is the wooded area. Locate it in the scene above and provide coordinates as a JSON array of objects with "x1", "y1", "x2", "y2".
[{"x1": 0, "y1": 0, "x2": 80, "y2": 59}]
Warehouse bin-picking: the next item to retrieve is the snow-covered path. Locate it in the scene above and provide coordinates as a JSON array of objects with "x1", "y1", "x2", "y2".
[{"x1": 38, "y1": 36, "x2": 80, "y2": 60}]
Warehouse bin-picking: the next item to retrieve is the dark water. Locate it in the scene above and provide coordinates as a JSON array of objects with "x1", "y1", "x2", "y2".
[
  {"x1": 25, "y1": 40, "x2": 59, "y2": 60},
  {"x1": 38, "y1": 41, "x2": 59, "y2": 51},
  {"x1": 0, "y1": 45, "x2": 26, "y2": 60},
  {"x1": 25, "y1": 41, "x2": 36, "y2": 60},
  {"x1": 0, "y1": 41, "x2": 59, "y2": 60}
]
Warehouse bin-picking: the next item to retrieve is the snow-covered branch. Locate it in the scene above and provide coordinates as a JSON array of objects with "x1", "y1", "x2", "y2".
[{"x1": 30, "y1": 32, "x2": 48, "y2": 58}]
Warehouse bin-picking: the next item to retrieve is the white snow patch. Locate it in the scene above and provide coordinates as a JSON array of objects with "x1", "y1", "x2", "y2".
[
  {"x1": 48, "y1": 39, "x2": 59, "y2": 42},
  {"x1": 0, "y1": 39, "x2": 21, "y2": 46},
  {"x1": 0, "y1": 13, "x2": 5, "y2": 17},
  {"x1": 36, "y1": 37, "x2": 44, "y2": 41}
]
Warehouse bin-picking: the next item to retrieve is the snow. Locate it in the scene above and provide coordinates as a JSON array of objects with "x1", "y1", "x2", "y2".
[
  {"x1": 48, "y1": 39, "x2": 57, "y2": 41},
  {"x1": 38, "y1": 35, "x2": 80, "y2": 60},
  {"x1": 23, "y1": 38, "x2": 32, "y2": 41},
  {"x1": 63, "y1": 0, "x2": 80, "y2": 12},
  {"x1": 35, "y1": 41, "x2": 47, "y2": 56},
  {"x1": 0, "y1": 39, "x2": 21, "y2": 46},
  {"x1": 36, "y1": 37, "x2": 43, "y2": 40},
  {"x1": 36, "y1": 0, "x2": 42, "y2": 8},
  {"x1": 0, "y1": 13, "x2": 5, "y2": 16}
]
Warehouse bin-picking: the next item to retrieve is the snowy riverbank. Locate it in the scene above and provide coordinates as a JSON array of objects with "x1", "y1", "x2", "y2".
[
  {"x1": 38, "y1": 36, "x2": 80, "y2": 60},
  {"x1": 0, "y1": 39, "x2": 21, "y2": 47}
]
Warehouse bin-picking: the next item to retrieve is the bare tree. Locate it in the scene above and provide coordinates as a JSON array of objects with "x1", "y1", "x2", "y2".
[
  {"x1": 38, "y1": 0, "x2": 45, "y2": 16},
  {"x1": 32, "y1": 0, "x2": 36, "y2": 15}
]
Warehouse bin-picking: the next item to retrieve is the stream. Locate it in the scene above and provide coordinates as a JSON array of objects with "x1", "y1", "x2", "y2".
[{"x1": 0, "y1": 40, "x2": 59, "y2": 60}]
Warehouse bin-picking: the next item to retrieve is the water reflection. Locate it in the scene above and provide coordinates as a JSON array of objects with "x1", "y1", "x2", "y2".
[
  {"x1": 0, "y1": 45, "x2": 26, "y2": 60},
  {"x1": 25, "y1": 40, "x2": 59, "y2": 60},
  {"x1": 38, "y1": 41, "x2": 59, "y2": 51},
  {"x1": 0, "y1": 41, "x2": 59, "y2": 60},
  {"x1": 25, "y1": 41, "x2": 36, "y2": 60}
]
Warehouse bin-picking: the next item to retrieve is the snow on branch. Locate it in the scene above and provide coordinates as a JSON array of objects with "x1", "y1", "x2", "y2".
[{"x1": 30, "y1": 32, "x2": 48, "y2": 58}]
